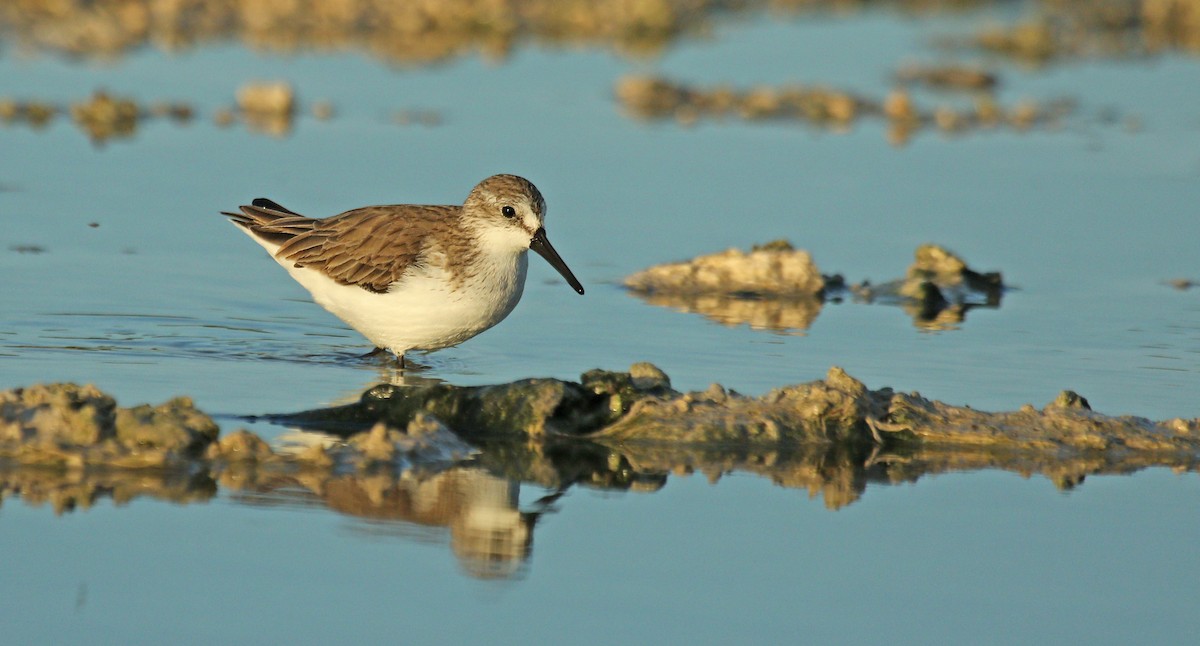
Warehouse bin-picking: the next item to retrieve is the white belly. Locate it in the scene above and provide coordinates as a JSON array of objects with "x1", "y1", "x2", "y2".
[{"x1": 245, "y1": 233, "x2": 528, "y2": 355}]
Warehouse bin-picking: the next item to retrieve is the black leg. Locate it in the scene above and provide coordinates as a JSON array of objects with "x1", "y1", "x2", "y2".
[{"x1": 360, "y1": 347, "x2": 388, "y2": 359}]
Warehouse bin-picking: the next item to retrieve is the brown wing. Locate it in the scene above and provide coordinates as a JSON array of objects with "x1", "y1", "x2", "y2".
[
  {"x1": 223, "y1": 200, "x2": 461, "y2": 293},
  {"x1": 278, "y1": 204, "x2": 460, "y2": 294}
]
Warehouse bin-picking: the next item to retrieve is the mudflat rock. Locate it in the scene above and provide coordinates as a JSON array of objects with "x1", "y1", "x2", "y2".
[
  {"x1": 0, "y1": 384, "x2": 219, "y2": 467},
  {"x1": 623, "y1": 240, "x2": 826, "y2": 297},
  {"x1": 0, "y1": 383, "x2": 117, "y2": 446},
  {"x1": 614, "y1": 74, "x2": 1076, "y2": 144},
  {"x1": 275, "y1": 364, "x2": 1200, "y2": 455},
  {"x1": 624, "y1": 241, "x2": 1003, "y2": 331},
  {"x1": 3, "y1": 367, "x2": 1199, "y2": 514}
]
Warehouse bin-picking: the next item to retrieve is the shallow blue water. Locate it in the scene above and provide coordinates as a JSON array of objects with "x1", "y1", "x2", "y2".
[
  {"x1": 1, "y1": 4, "x2": 1199, "y2": 643},
  {"x1": 2, "y1": 469, "x2": 1197, "y2": 644}
]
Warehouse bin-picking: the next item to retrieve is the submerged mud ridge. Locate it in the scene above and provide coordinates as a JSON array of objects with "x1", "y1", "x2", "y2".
[
  {"x1": 246, "y1": 366, "x2": 1200, "y2": 507},
  {"x1": 13, "y1": 363, "x2": 1194, "y2": 460},
  {"x1": 284, "y1": 365, "x2": 1200, "y2": 453},
  {"x1": 2, "y1": 367, "x2": 1199, "y2": 515},
  {"x1": 1, "y1": 1, "x2": 1196, "y2": 64},
  {"x1": 0, "y1": 82, "x2": 423, "y2": 143},
  {"x1": 615, "y1": 75, "x2": 1078, "y2": 145},
  {"x1": 0, "y1": 90, "x2": 194, "y2": 144},
  {"x1": 624, "y1": 241, "x2": 1003, "y2": 332},
  {"x1": 851, "y1": 242, "x2": 1005, "y2": 329},
  {"x1": 3, "y1": 2, "x2": 1179, "y2": 147},
  {"x1": 948, "y1": 0, "x2": 1200, "y2": 63}
]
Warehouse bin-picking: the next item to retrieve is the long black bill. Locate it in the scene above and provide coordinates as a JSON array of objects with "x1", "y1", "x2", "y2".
[{"x1": 530, "y1": 228, "x2": 585, "y2": 295}]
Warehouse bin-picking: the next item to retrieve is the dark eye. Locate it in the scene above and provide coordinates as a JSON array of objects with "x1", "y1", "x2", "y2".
[{"x1": 501, "y1": 205, "x2": 516, "y2": 218}]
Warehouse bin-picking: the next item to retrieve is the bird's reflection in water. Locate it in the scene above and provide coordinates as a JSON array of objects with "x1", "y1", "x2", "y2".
[{"x1": 233, "y1": 465, "x2": 537, "y2": 579}]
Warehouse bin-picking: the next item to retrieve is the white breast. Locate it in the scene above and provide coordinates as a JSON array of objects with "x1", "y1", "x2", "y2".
[{"x1": 241, "y1": 229, "x2": 529, "y2": 355}]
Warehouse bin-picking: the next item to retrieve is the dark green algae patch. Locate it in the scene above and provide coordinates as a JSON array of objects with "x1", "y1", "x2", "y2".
[
  {"x1": 623, "y1": 242, "x2": 1006, "y2": 334},
  {"x1": 273, "y1": 363, "x2": 1200, "y2": 454},
  {"x1": 271, "y1": 363, "x2": 878, "y2": 446}
]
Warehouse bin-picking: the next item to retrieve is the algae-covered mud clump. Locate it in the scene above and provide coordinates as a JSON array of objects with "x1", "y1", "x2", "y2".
[
  {"x1": 0, "y1": 383, "x2": 217, "y2": 467},
  {"x1": 950, "y1": 1, "x2": 1200, "y2": 64},
  {"x1": 0, "y1": 90, "x2": 194, "y2": 144},
  {"x1": 266, "y1": 364, "x2": 1200, "y2": 510},
  {"x1": 0, "y1": 84, "x2": 326, "y2": 142},
  {"x1": 614, "y1": 75, "x2": 1076, "y2": 144},
  {"x1": 624, "y1": 240, "x2": 827, "y2": 297},
  {"x1": 0, "y1": 383, "x2": 471, "y2": 472},
  {"x1": 274, "y1": 365, "x2": 1200, "y2": 453},
  {"x1": 895, "y1": 63, "x2": 999, "y2": 91},
  {"x1": 622, "y1": 240, "x2": 830, "y2": 333},
  {"x1": 3, "y1": 1, "x2": 1196, "y2": 64},
  {"x1": 851, "y1": 243, "x2": 1005, "y2": 330},
  {"x1": 278, "y1": 364, "x2": 879, "y2": 446},
  {"x1": 0, "y1": 0, "x2": 720, "y2": 62},
  {"x1": 6, "y1": 372, "x2": 1197, "y2": 579},
  {"x1": 624, "y1": 242, "x2": 1003, "y2": 332},
  {"x1": 228, "y1": 364, "x2": 1200, "y2": 512},
  {"x1": 3, "y1": 368, "x2": 1199, "y2": 517}
]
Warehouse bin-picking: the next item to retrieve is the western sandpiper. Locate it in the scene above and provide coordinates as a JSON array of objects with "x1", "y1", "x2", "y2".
[{"x1": 222, "y1": 174, "x2": 584, "y2": 367}]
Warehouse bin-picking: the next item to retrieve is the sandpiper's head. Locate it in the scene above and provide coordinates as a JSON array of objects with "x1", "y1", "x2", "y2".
[
  {"x1": 463, "y1": 174, "x2": 547, "y2": 241},
  {"x1": 463, "y1": 174, "x2": 584, "y2": 295}
]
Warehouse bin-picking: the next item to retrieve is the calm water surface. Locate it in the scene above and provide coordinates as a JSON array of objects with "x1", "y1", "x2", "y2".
[{"x1": 1, "y1": 4, "x2": 1198, "y2": 643}]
